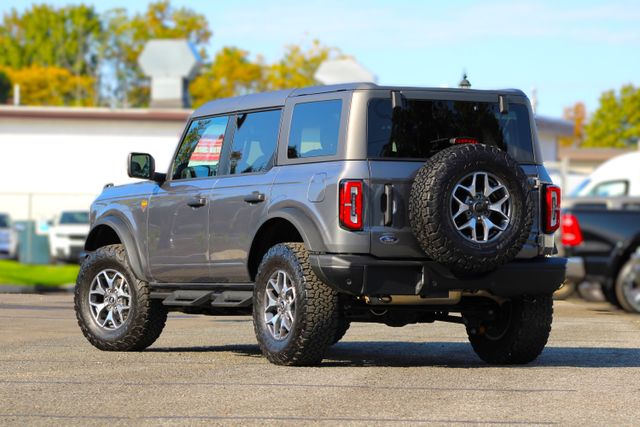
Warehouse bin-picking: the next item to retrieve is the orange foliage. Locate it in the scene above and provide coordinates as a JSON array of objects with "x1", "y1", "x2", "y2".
[{"x1": 0, "y1": 65, "x2": 95, "y2": 106}]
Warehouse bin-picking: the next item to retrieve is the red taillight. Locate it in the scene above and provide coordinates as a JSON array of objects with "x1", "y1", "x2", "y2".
[
  {"x1": 339, "y1": 180, "x2": 363, "y2": 230},
  {"x1": 561, "y1": 213, "x2": 583, "y2": 247},
  {"x1": 450, "y1": 137, "x2": 478, "y2": 145},
  {"x1": 543, "y1": 184, "x2": 561, "y2": 233}
]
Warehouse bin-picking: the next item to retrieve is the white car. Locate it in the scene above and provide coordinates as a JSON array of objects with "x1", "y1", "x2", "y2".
[
  {"x1": 49, "y1": 211, "x2": 90, "y2": 263},
  {"x1": 0, "y1": 213, "x2": 18, "y2": 259},
  {"x1": 571, "y1": 151, "x2": 640, "y2": 197},
  {"x1": 546, "y1": 167, "x2": 588, "y2": 196}
]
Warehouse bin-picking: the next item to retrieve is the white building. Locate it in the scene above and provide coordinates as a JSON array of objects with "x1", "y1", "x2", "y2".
[
  {"x1": 534, "y1": 116, "x2": 573, "y2": 163},
  {"x1": 0, "y1": 106, "x2": 189, "y2": 221}
]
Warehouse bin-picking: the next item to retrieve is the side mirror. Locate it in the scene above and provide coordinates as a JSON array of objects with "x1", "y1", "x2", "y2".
[{"x1": 128, "y1": 152, "x2": 156, "y2": 180}]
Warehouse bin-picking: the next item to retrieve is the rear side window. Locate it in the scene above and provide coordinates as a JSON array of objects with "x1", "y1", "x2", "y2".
[
  {"x1": 0, "y1": 214, "x2": 10, "y2": 228},
  {"x1": 228, "y1": 109, "x2": 281, "y2": 175},
  {"x1": 288, "y1": 100, "x2": 342, "y2": 159},
  {"x1": 368, "y1": 98, "x2": 535, "y2": 163}
]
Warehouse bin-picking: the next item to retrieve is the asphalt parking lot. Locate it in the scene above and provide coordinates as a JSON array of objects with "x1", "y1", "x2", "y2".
[{"x1": 1, "y1": 294, "x2": 639, "y2": 426}]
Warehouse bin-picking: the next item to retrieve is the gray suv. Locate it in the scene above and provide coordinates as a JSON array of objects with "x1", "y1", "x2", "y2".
[{"x1": 75, "y1": 83, "x2": 566, "y2": 366}]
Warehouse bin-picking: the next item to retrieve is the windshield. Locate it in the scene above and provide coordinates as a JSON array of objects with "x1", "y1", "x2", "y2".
[
  {"x1": 0, "y1": 214, "x2": 10, "y2": 228},
  {"x1": 367, "y1": 98, "x2": 535, "y2": 163},
  {"x1": 59, "y1": 211, "x2": 89, "y2": 225}
]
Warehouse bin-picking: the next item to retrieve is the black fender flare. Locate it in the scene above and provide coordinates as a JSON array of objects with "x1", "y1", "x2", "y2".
[
  {"x1": 260, "y1": 207, "x2": 328, "y2": 253},
  {"x1": 85, "y1": 215, "x2": 149, "y2": 281}
]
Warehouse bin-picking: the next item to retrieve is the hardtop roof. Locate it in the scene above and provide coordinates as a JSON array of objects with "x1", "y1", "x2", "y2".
[{"x1": 191, "y1": 83, "x2": 527, "y2": 118}]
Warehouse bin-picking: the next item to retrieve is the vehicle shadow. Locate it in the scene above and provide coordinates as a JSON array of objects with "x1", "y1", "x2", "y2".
[{"x1": 148, "y1": 341, "x2": 640, "y2": 368}]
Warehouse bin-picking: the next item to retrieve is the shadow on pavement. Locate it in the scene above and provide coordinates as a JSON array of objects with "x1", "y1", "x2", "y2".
[{"x1": 148, "y1": 341, "x2": 640, "y2": 368}]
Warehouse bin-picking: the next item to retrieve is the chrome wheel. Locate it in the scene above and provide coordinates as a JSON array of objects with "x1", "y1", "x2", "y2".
[
  {"x1": 619, "y1": 258, "x2": 640, "y2": 312},
  {"x1": 88, "y1": 269, "x2": 131, "y2": 330},
  {"x1": 451, "y1": 171, "x2": 512, "y2": 243},
  {"x1": 263, "y1": 269, "x2": 296, "y2": 340}
]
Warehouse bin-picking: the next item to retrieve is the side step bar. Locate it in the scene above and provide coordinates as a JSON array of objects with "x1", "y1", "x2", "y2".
[{"x1": 150, "y1": 283, "x2": 253, "y2": 309}]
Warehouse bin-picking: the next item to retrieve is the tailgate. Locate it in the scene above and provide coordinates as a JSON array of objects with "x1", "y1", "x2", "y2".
[{"x1": 368, "y1": 160, "x2": 544, "y2": 259}]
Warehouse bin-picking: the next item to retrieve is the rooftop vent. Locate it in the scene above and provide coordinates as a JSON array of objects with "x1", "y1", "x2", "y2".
[
  {"x1": 138, "y1": 39, "x2": 202, "y2": 108},
  {"x1": 314, "y1": 59, "x2": 376, "y2": 85}
]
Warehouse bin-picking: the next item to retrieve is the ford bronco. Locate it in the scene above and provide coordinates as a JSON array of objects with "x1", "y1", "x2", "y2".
[{"x1": 75, "y1": 83, "x2": 567, "y2": 365}]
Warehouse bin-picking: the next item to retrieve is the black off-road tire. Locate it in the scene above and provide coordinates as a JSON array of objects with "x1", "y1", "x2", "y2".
[
  {"x1": 253, "y1": 243, "x2": 339, "y2": 366},
  {"x1": 601, "y1": 281, "x2": 622, "y2": 308},
  {"x1": 409, "y1": 144, "x2": 533, "y2": 274},
  {"x1": 465, "y1": 295, "x2": 553, "y2": 365},
  {"x1": 332, "y1": 318, "x2": 351, "y2": 345},
  {"x1": 74, "y1": 244, "x2": 167, "y2": 351}
]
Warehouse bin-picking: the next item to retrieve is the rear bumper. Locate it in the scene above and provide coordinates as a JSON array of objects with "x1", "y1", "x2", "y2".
[{"x1": 309, "y1": 254, "x2": 567, "y2": 297}]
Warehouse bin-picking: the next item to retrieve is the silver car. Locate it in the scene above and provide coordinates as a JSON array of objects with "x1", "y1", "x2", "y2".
[{"x1": 0, "y1": 213, "x2": 18, "y2": 259}]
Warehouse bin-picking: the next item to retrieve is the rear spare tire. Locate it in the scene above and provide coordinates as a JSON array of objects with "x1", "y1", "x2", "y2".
[{"x1": 409, "y1": 144, "x2": 533, "y2": 274}]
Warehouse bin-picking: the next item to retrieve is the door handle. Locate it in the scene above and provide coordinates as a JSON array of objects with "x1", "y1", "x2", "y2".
[
  {"x1": 244, "y1": 191, "x2": 266, "y2": 204},
  {"x1": 187, "y1": 196, "x2": 208, "y2": 208},
  {"x1": 383, "y1": 184, "x2": 393, "y2": 226}
]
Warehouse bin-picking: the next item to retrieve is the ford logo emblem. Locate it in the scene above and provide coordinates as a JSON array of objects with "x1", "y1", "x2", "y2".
[{"x1": 379, "y1": 234, "x2": 399, "y2": 245}]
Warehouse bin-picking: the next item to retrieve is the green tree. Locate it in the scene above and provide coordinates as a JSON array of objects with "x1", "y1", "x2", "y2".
[
  {"x1": 0, "y1": 4, "x2": 101, "y2": 104},
  {"x1": 102, "y1": 1, "x2": 211, "y2": 107},
  {"x1": 0, "y1": 70, "x2": 10, "y2": 104},
  {"x1": 584, "y1": 85, "x2": 640, "y2": 148}
]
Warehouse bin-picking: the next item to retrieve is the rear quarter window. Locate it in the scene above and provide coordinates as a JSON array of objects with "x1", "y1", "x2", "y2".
[
  {"x1": 367, "y1": 98, "x2": 535, "y2": 163},
  {"x1": 288, "y1": 99, "x2": 342, "y2": 159}
]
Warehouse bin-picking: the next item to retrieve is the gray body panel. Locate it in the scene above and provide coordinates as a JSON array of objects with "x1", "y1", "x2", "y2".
[
  {"x1": 147, "y1": 178, "x2": 213, "y2": 282},
  {"x1": 87, "y1": 83, "x2": 556, "y2": 292},
  {"x1": 209, "y1": 169, "x2": 278, "y2": 282}
]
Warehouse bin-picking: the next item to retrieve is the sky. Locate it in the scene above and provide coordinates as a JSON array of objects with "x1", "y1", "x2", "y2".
[{"x1": 2, "y1": 0, "x2": 639, "y2": 117}]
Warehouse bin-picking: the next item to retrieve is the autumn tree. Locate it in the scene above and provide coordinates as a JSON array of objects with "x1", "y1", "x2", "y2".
[
  {"x1": 0, "y1": 3, "x2": 351, "y2": 108},
  {"x1": 265, "y1": 40, "x2": 342, "y2": 90},
  {"x1": 102, "y1": 0, "x2": 211, "y2": 107},
  {"x1": 0, "y1": 66, "x2": 94, "y2": 106},
  {"x1": 584, "y1": 85, "x2": 640, "y2": 148},
  {"x1": 189, "y1": 40, "x2": 345, "y2": 107},
  {"x1": 0, "y1": 4, "x2": 101, "y2": 104},
  {"x1": 189, "y1": 47, "x2": 264, "y2": 107},
  {"x1": 559, "y1": 101, "x2": 586, "y2": 147}
]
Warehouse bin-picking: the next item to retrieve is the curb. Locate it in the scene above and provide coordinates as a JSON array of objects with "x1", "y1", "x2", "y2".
[{"x1": 0, "y1": 283, "x2": 75, "y2": 294}]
